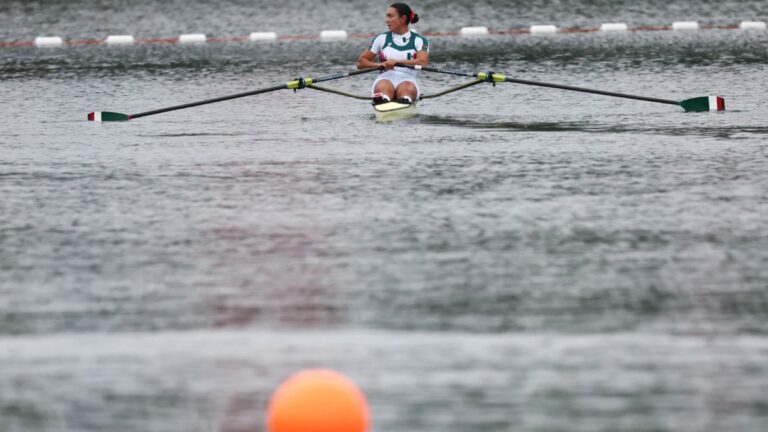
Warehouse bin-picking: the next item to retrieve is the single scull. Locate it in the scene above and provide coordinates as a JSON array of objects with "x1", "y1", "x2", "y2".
[{"x1": 87, "y1": 64, "x2": 725, "y2": 123}]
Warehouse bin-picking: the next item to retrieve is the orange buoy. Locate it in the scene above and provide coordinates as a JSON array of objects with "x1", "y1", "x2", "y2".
[{"x1": 267, "y1": 369, "x2": 370, "y2": 432}]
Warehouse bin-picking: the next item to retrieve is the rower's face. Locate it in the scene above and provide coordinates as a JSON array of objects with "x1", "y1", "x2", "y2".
[{"x1": 385, "y1": 7, "x2": 405, "y2": 30}]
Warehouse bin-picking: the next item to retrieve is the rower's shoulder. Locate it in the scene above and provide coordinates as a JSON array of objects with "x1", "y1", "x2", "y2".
[
  {"x1": 372, "y1": 31, "x2": 390, "y2": 40},
  {"x1": 411, "y1": 31, "x2": 429, "y2": 43},
  {"x1": 411, "y1": 31, "x2": 429, "y2": 50},
  {"x1": 368, "y1": 31, "x2": 389, "y2": 49}
]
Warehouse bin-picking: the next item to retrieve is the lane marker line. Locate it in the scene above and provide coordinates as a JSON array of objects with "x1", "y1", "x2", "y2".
[{"x1": 5, "y1": 21, "x2": 765, "y2": 49}]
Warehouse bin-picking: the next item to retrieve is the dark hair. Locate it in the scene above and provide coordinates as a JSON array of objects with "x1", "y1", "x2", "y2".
[{"x1": 390, "y1": 3, "x2": 420, "y2": 24}]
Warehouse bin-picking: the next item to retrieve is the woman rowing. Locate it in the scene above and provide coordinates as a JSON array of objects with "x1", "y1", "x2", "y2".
[{"x1": 356, "y1": 3, "x2": 429, "y2": 105}]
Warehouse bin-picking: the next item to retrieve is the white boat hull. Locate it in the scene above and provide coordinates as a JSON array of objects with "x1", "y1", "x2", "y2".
[{"x1": 373, "y1": 101, "x2": 417, "y2": 122}]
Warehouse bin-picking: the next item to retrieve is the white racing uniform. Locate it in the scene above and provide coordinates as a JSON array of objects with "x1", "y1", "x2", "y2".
[{"x1": 369, "y1": 30, "x2": 430, "y2": 98}]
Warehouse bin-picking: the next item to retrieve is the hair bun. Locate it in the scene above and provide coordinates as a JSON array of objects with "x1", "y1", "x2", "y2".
[{"x1": 411, "y1": 13, "x2": 420, "y2": 24}]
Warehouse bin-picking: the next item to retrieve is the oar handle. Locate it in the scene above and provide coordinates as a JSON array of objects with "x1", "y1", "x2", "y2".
[{"x1": 396, "y1": 63, "x2": 680, "y2": 106}]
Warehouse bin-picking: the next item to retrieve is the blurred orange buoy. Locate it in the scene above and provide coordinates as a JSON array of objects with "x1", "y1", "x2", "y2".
[{"x1": 267, "y1": 369, "x2": 370, "y2": 432}]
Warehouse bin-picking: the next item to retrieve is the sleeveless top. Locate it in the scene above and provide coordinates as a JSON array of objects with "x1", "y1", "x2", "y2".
[{"x1": 369, "y1": 30, "x2": 430, "y2": 79}]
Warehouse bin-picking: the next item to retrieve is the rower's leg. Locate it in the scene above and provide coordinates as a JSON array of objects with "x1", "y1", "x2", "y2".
[
  {"x1": 373, "y1": 80, "x2": 395, "y2": 100},
  {"x1": 395, "y1": 81, "x2": 418, "y2": 102}
]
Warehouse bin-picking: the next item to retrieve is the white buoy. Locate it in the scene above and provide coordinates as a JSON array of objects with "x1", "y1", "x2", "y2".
[
  {"x1": 739, "y1": 21, "x2": 767, "y2": 31},
  {"x1": 530, "y1": 25, "x2": 558, "y2": 34},
  {"x1": 34, "y1": 36, "x2": 64, "y2": 48},
  {"x1": 672, "y1": 21, "x2": 700, "y2": 31},
  {"x1": 178, "y1": 34, "x2": 207, "y2": 44},
  {"x1": 600, "y1": 23, "x2": 629, "y2": 32},
  {"x1": 105, "y1": 35, "x2": 135, "y2": 46},
  {"x1": 249, "y1": 32, "x2": 278, "y2": 41},
  {"x1": 460, "y1": 26, "x2": 490, "y2": 36},
  {"x1": 320, "y1": 30, "x2": 348, "y2": 40}
]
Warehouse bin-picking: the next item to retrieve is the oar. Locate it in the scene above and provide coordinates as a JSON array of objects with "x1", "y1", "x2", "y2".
[
  {"x1": 88, "y1": 67, "x2": 383, "y2": 122},
  {"x1": 396, "y1": 64, "x2": 724, "y2": 112}
]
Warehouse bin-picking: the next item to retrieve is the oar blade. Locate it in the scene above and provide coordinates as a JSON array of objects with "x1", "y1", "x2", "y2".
[
  {"x1": 88, "y1": 111, "x2": 131, "y2": 122},
  {"x1": 679, "y1": 96, "x2": 725, "y2": 112}
]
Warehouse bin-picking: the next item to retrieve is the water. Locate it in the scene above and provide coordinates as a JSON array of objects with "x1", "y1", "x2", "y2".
[{"x1": 2, "y1": 1, "x2": 768, "y2": 431}]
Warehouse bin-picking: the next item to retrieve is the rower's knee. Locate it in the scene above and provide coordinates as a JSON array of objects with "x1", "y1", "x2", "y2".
[
  {"x1": 395, "y1": 82, "x2": 418, "y2": 99},
  {"x1": 374, "y1": 80, "x2": 395, "y2": 98}
]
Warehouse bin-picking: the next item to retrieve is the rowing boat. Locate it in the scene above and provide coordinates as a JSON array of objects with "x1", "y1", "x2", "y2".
[
  {"x1": 87, "y1": 64, "x2": 725, "y2": 123},
  {"x1": 373, "y1": 100, "x2": 417, "y2": 122}
]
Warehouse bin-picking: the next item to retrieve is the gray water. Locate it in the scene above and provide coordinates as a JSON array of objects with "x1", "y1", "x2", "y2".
[{"x1": 2, "y1": 1, "x2": 768, "y2": 431}]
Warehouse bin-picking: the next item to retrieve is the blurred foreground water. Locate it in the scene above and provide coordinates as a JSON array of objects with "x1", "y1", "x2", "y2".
[{"x1": 1, "y1": 0, "x2": 768, "y2": 431}]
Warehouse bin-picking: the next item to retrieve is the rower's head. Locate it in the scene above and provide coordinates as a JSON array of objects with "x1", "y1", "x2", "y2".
[{"x1": 386, "y1": 3, "x2": 419, "y2": 33}]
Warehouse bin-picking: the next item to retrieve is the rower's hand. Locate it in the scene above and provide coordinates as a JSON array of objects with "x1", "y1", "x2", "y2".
[{"x1": 381, "y1": 60, "x2": 399, "y2": 70}]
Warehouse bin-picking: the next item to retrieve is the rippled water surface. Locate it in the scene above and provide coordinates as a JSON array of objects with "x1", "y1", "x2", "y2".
[{"x1": 1, "y1": 1, "x2": 768, "y2": 431}]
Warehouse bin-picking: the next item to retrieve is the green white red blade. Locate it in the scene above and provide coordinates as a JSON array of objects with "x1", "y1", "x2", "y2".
[
  {"x1": 679, "y1": 96, "x2": 725, "y2": 112},
  {"x1": 88, "y1": 111, "x2": 130, "y2": 122}
]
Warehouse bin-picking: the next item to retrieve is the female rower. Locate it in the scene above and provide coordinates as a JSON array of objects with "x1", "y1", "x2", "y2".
[{"x1": 356, "y1": 3, "x2": 429, "y2": 104}]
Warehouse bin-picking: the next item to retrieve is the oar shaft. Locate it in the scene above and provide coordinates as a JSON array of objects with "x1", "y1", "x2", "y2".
[
  {"x1": 398, "y1": 64, "x2": 680, "y2": 106},
  {"x1": 129, "y1": 67, "x2": 382, "y2": 120},
  {"x1": 502, "y1": 77, "x2": 679, "y2": 106},
  {"x1": 129, "y1": 84, "x2": 287, "y2": 119}
]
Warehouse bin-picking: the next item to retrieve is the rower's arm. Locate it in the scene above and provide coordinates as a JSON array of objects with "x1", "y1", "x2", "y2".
[
  {"x1": 392, "y1": 51, "x2": 429, "y2": 67},
  {"x1": 357, "y1": 50, "x2": 380, "y2": 69}
]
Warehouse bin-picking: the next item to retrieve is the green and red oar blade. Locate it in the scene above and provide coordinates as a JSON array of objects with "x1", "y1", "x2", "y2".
[
  {"x1": 679, "y1": 96, "x2": 725, "y2": 112},
  {"x1": 88, "y1": 111, "x2": 131, "y2": 122}
]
